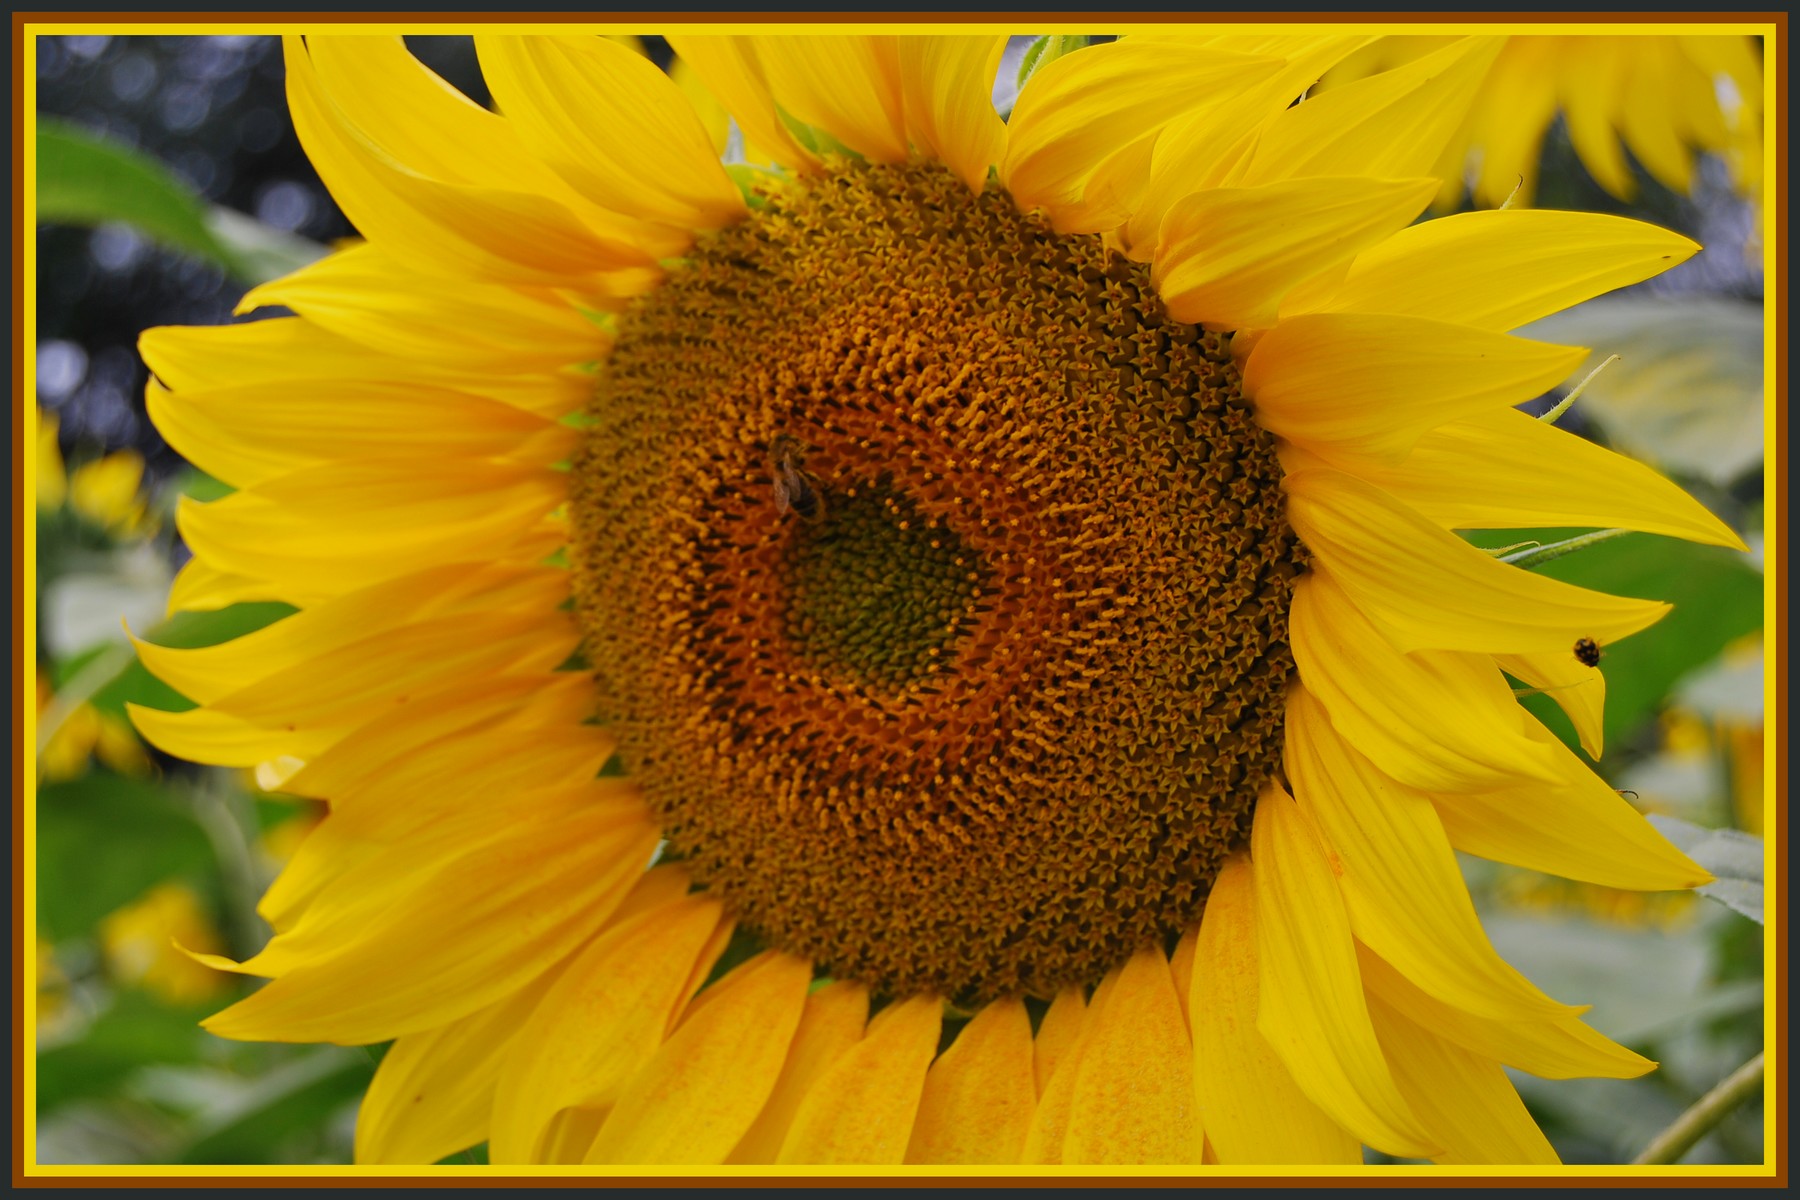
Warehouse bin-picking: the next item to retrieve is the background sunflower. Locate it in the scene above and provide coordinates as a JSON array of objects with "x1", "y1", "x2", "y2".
[{"x1": 25, "y1": 25, "x2": 1772, "y2": 1172}]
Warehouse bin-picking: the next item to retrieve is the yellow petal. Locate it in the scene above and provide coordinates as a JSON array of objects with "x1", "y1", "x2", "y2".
[
  {"x1": 1003, "y1": 39, "x2": 1281, "y2": 214},
  {"x1": 1032, "y1": 987, "x2": 1087, "y2": 1098},
  {"x1": 474, "y1": 36, "x2": 743, "y2": 231},
  {"x1": 904, "y1": 997, "x2": 1035, "y2": 1164},
  {"x1": 128, "y1": 701, "x2": 327, "y2": 769},
  {"x1": 1154, "y1": 175, "x2": 1436, "y2": 331},
  {"x1": 203, "y1": 798, "x2": 657, "y2": 1045},
  {"x1": 751, "y1": 35, "x2": 907, "y2": 163},
  {"x1": 1125, "y1": 35, "x2": 1372, "y2": 253},
  {"x1": 285, "y1": 672, "x2": 592, "y2": 801},
  {"x1": 1340, "y1": 407, "x2": 1745, "y2": 551},
  {"x1": 356, "y1": 962, "x2": 566, "y2": 1164},
  {"x1": 727, "y1": 980, "x2": 869, "y2": 1164},
  {"x1": 324, "y1": 728, "x2": 611, "y2": 846},
  {"x1": 777, "y1": 994, "x2": 942, "y2": 1164},
  {"x1": 897, "y1": 35, "x2": 1007, "y2": 193},
  {"x1": 143, "y1": 610, "x2": 566, "y2": 736},
  {"x1": 1192, "y1": 855, "x2": 1362, "y2": 1165},
  {"x1": 1367, "y1": 991, "x2": 1559, "y2": 1164},
  {"x1": 254, "y1": 813, "x2": 372, "y2": 933},
  {"x1": 174, "y1": 459, "x2": 564, "y2": 603},
  {"x1": 1432, "y1": 716, "x2": 1710, "y2": 891},
  {"x1": 131, "y1": 562, "x2": 564, "y2": 706},
  {"x1": 1617, "y1": 41, "x2": 1694, "y2": 196},
  {"x1": 1244, "y1": 313, "x2": 1588, "y2": 467},
  {"x1": 1251, "y1": 781, "x2": 1439, "y2": 1158},
  {"x1": 1062, "y1": 946, "x2": 1203, "y2": 1165},
  {"x1": 1359, "y1": 945, "x2": 1653, "y2": 1081},
  {"x1": 664, "y1": 36, "x2": 820, "y2": 171},
  {"x1": 1281, "y1": 210, "x2": 1699, "y2": 332},
  {"x1": 285, "y1": 38, "x2": 656, "y2": 285},
  {"x1": 1283, "y1": 467, "x2": 1672, "y2": 655},
  {"x1": 149, "y1": 376, "x2": 574, "y2": 491},
  {"x1": 1494, "y1": 645, "x2": 1607, "y2": 759},
  {"x1": 1169, "y1": 924, "x2": 1198, "y2": 1038},
  {"x1": 1462, "y1": 39, "x2": 1560, "y2": 208},
  {"x1": 1022, "y1": 977, "x2": 1110, "y2": 1165},
  {"x1": 36, "y1": 408, "x2": 67, "y2": 509},
  {"x1": 668, "y1": 56, "x2": 729, "y2": 156},
  {"x1": 140, "y1": 316, "x2": 365, "y2": 391},
  {"x1": 164, "y1": 556, "x2": 277, "y2": 615},
  {"x1": 236, "y1": 241, "x2": 615, "y2": 376},
  {"x1": 1285, "y1": 685, "x2": 1577, "y2": 1022},
  {"x1": 585, "y1": 951, "x2": 813, "y2": 1165},
  {"x1": 488, "y1": 891, "x2": 727, "y2": 1164},
  {"x1": 1558, "y1": 40, "x2": 1635, "y2": 201},
  {"x1": 1291, "y1": 571, "x2": 1562, "y2": 791},
  {"x1": 1240, "y1": 37, "x2": 1502, "y2": 185}
]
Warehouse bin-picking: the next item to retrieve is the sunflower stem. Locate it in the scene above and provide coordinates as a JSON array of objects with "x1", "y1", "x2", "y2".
[
  {"x1": 1499, "y1": 527, "x2": 1632, "y2": 569},
  {"x1": 1632, "y1": 1051, "x2": 1764, "y2": 1164},
  {"x1": 1539, "y1": 353, "x2": 1621, "y2": 425}
]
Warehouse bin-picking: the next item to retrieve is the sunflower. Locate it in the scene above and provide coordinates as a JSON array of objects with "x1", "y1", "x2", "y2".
[
  {"x1": 1319, "y1": 33, "x2": 1765, "y2": 210},
  {"x1": 130, "y1": 33, "x2": 1746, "y2": 1167}
]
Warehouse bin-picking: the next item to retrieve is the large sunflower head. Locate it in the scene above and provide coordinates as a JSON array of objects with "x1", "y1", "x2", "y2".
[{"x1": 131, "y1": 33, "x2": 1746, "y2": 1167}]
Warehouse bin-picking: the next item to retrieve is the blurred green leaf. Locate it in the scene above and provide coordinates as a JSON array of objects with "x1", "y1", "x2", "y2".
[
  {"x1": 173, "y1": 1048, "x2": 369, "y2": 1164},
  {"x1": 1647, "y1": 815, "x2": 1764, "y2": 924},
  {"x1": 1473, "y1": 529, "x2": 1762, "y2": 753},
  {"x1": 206, "y1": 205, "x2": 328, "y2": 283},
  {"x1": 175, "y1": 469, "x2": 235, "y2": 505},
  {"x1": 37, "y1": 119, "x2": 244, "y2": 276},
  {"x1": 37, "y1": 989, "x2": 216, "y2": 1115},
  {"x1": 1521, "y1": 297, "x2": 1764, "y2": 488},
  {"x1": 37, "y1": 120, "x2": 324, "y2": 285},
  {"x1": 37, "y1": 774, "x2": 216, "y2": 941}
]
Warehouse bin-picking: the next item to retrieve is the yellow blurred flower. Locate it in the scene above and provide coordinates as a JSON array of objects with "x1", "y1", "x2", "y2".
[
  {"x1": 98, "y1": 881, "x2": 233, "y2": 1006},
  {"x1": 37, "y1": 408, "x2": 68, "y2": 510},
  {"x1": 36, "y1": 675, "x2": 153, "y2": 782},
  {"x1": 1324, "y1": 34, "x2": 1763, "y2": 209},
  {"x1": 69, "y1": 450, "x2": 157, "y2": 537}
]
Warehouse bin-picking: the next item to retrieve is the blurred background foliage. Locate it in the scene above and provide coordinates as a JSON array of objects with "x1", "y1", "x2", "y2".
[{"x1": 30, "y1": 32, "x2": 1768, "y2": 1167}]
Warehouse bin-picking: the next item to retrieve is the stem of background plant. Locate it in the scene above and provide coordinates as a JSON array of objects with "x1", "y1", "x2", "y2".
[
  {"x1": 1632, "y1": 1051, "x2": 1765, "y2": 1164},
  {"x1": 34, "y1": 639, "x2": 139, "y2": 757},
  {"x1": 1500, "y1": 528, "x2": 1633, "y2": 570},
  {"x1": 191, "y1": 770, "x2": 274, "y2": 960}
]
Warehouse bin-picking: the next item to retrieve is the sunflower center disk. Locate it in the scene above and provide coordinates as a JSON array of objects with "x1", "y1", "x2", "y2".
[{"x1": 569, "y1": 162, "x2": 1306, "y2": 1003}]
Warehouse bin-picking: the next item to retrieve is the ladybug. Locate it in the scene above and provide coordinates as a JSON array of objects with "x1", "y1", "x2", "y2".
[{"x1": 1573, "y1": 637, "x2": 1602, "y2": 668}]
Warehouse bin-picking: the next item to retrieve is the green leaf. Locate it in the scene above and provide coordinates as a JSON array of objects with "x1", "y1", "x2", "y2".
[
  {"x1": 1017, "y1": 35, "x2": 1089, "y2": 89},
  {"x1": 1647, "y1": 815, "x2": 1764, "y2": 925},
  {"x1": 37, "y1": 119, "x2": 243, "y2": 275},
  {"x1": 1470, "y1": 529, "x2": 1763, "y2": 753},
  {"x1": 36, "y1": 774, "x2": 217, "y2": 942},
  {"x1": 36, "y1": 988, "x2": 217, "y2": 1114},
  {"x1": 1520, "y1": 296, "x2": 1764, "y2": 488},
  {"x1": 205, "y1": 206, "x2": 327, "y2": 283},
  {"x1": 37, "y1": 120, "x2": 325, "y2": 285},
  {"x1": 173, "y1": 1048, "x2": 371, "y2": 1165}
]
